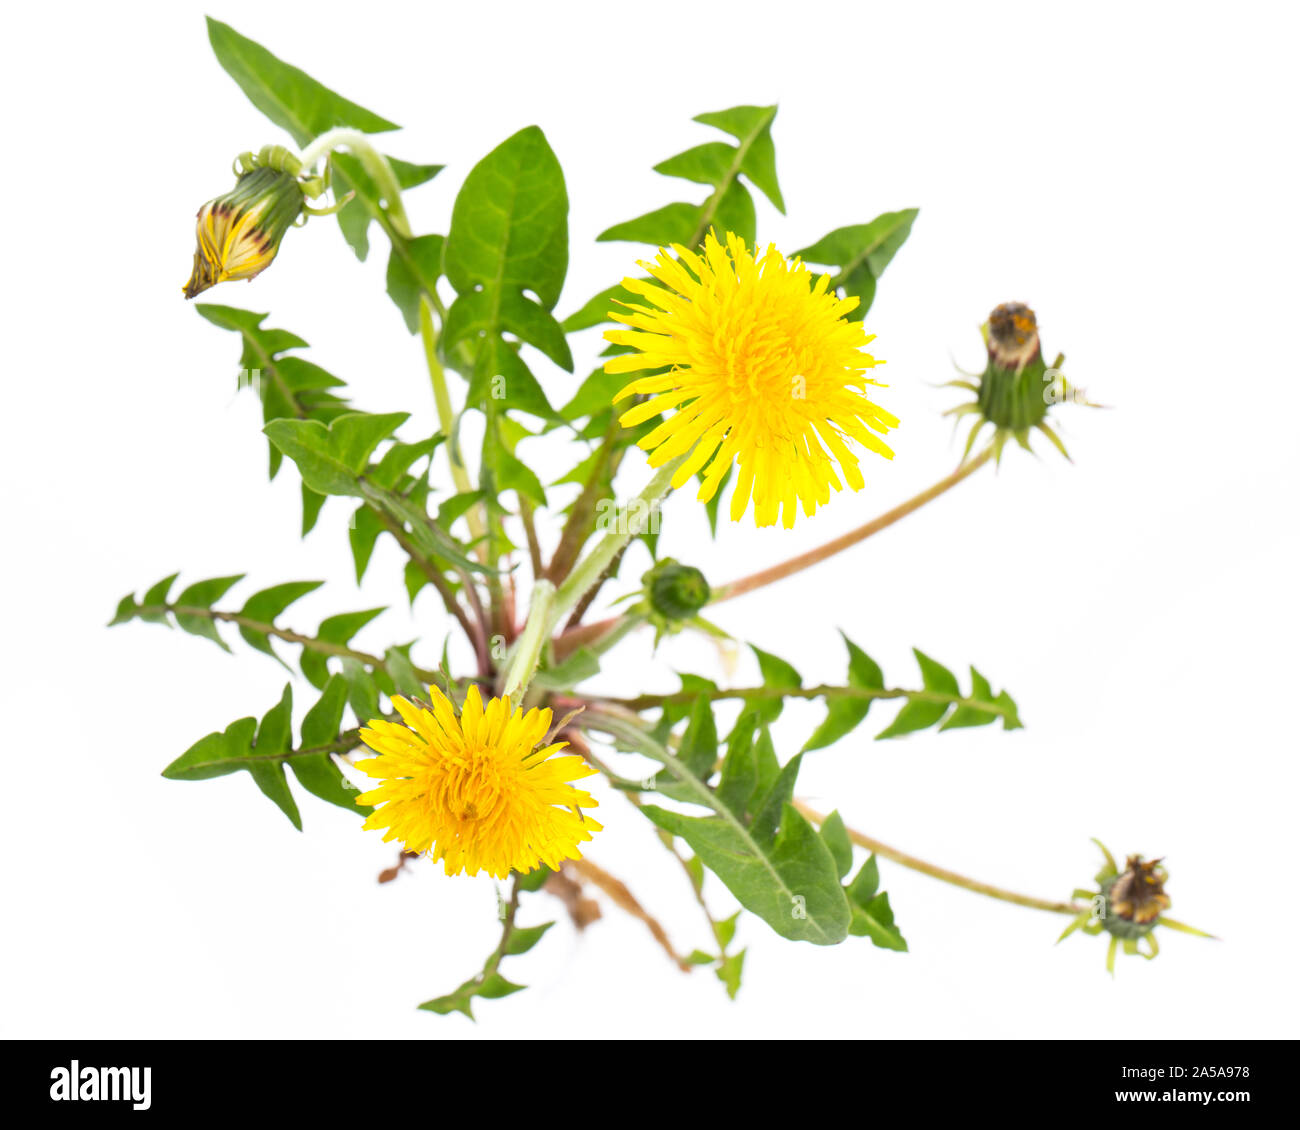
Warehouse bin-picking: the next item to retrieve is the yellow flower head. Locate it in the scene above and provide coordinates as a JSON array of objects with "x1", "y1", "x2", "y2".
[
  {"x1": 355, "y1": 684, "x2": 601, "y2": 878},
  {"x1": 183, "y1": 166, "x2": 304, "y2": 299},
  {"x1": 604, "y1": 231, "x2": 898, "y2": 529}
]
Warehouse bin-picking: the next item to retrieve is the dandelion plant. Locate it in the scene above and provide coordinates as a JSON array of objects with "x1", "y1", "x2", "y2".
[{"x1": 112, "y1": 18, "x2": 1214, "y2": 1019}]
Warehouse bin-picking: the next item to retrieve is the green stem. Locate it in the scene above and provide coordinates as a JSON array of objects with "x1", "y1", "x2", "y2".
[
  {"x1": 419, "y1": 298, "x2": 480, "y2": 525},
  {"x1": 299, "y1": 128, "x2": 412, "y2": 238},
  {"x1": 501, "y1": 580, "x2": 556, "y2": 699},
  {"x1": 548, "y1": 456, "x2": 684, "y2": 634}
]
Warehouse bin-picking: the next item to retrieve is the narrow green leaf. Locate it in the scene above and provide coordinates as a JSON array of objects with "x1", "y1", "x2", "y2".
[
  {"x1": 174, "y1": 575, "x2": 245, "y2": 652},
  {"x1": 716, "y1": 949, "x2": 746, "y2": 1000},
  {"x1": 386, "y1": 235, "x2": 446, "y2": 333},
  {"x1": 205, "y1": 17, "x2": 398, "y2": 146},
  {"x1": 107, "y1": 594, "x2": 138, "y2": 626},
  {"x1": 301, "y1": 674, "x2": 349, "y2": 747},
  {"x1": 299, "y1": 607, "x2": 386, "y2": 689},
  {"x1": 246, "y1": 686, "x2": 301, "y2": 830},
  {"x1": 793, "y1": 209, "x2": 918, "y2": 320},
  {"x1": 875, "y1": 647, "x2": 958, "y2": 739},
  {"x1": 369, "y1": 436, "x2": 441, "y2": 490},
  {"x1": 597, "y1": 202, "x2": 699, "y2": 246},
  {"x1": 291, "y1": 675, "x2": 368, "y2": 815},
  {"x1": 341, "y1": 656, "x2": 381, "y2": 722},
  {"x1": 747, "y1": 644, "x2": 801, "y2": 723},
  {"x1": 384, "y1": 646, "x2": 425, "y2": 699},
  {"x1": 677, "y1": 696, "x2": 719, "y2": 780},
  {"x1": 749, "y1": 752, "x2": 803, "y2": 843},
  {"x1": 301, "y1": 484, "x2": 327, "y2": 536},
  {"x1": 820, "y1": 810, "x2": 853, "y2": 880},
  {"x1": 560, "y1": 282, "x2": 641, "y2": 334},
  {"x1": 848, "y1": 892, "x2": 908, "y2": 952},
  {"x1": 692, "y1": 104, "x2": 784, "y2": 212},
  {"x1": 237, "y1": 580, "x2": 324, "y2": 659},
  {"x1": 139, "y1": 573, "x2": 180, "y2": 625},
  {"x1": 162, "y1": 716, "x2": 258, "y2": 782},
  {"x1": 803, "y1": 633, "x2": 885, "y2": 751},
  {"x1": 504, "y1": 921, "x2": 554, "y2": 956},
  {"x1": 847, "y1": 855, "x2": 881, "y2": 904}
]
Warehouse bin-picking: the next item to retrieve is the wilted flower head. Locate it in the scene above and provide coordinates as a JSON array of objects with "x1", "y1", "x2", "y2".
[
  {"x1": 1107, "y1": 854, "x2": 1171, "y2": 927},
  {"x1": 1058, "y1": 839, "x2": 1214, "y2": 974},
  {"x1": 354, "y1": 684, "x2": 601, "y2": 879},
  {"x1": 987, "y1": 301, "x2": 1042, "y2": 371},
  {"x1": 604, "y1": 231, "x2": 897, "y2": 529},
  {"x1": 945, "y1": 300, "x2": 1093, "y2": 463}
]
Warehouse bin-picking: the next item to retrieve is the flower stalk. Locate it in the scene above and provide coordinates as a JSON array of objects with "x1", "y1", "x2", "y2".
[
  {"x1": 546, "y1": 456, "x2": 685, "y2": 635},
  {"x1": 794, "y1": 802, "x2": 1084, "y2": 915},
  {"x1": 710, "y1": 443, "x2": 995, "y2": 603},
  {"x1": 502, "y1": 580, "x2": 556, "y2": 698}
]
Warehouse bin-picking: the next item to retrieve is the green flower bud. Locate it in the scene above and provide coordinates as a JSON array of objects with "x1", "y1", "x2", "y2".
[{"x1": 643, "y1": 559, "x2": 711, "y2": 624}]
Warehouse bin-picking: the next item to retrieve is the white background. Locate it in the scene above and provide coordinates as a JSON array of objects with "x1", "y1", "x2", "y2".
[{"x1": 2, "y1": 0, "x2": 1297, "y2": 1039}]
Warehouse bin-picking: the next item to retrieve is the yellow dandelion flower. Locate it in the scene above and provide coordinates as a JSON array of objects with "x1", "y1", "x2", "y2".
[
  {"x1": 354, "y1": 684, "x2": 601, "y2": 879},
  {"x1": 604, "y1": 230, "x2": 898, "y2": 529}
]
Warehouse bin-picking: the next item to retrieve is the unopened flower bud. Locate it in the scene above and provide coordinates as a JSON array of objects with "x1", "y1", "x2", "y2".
[
  {"x1": 183, "y1": 146, "x2": 310, "y2": 299},
  {"x1": 645, "y1": 560, "x2": 711, "y2": 623}
]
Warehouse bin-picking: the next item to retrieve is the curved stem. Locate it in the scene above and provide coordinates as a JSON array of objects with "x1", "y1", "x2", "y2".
[
  {"x1": 711, "y1": 444, "x2": 995, "y2": 604},
  {"x1": 299, "y1": 128, "x2": 412, "y2": 238},
  {"x1": 794, "y1": 801, "x2": 1083, "y2": 915}
]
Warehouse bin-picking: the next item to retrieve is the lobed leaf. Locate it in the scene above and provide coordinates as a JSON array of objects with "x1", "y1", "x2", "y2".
[
  {"x1": 264, "y1": 411, "x2": 409, "y2": 498},
  {"x1": 161, "y1": 680, "x2": 367, "y2": 827},
  {"x1": 444, "y1": 126, "x2": 572, "y2": 424}
]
